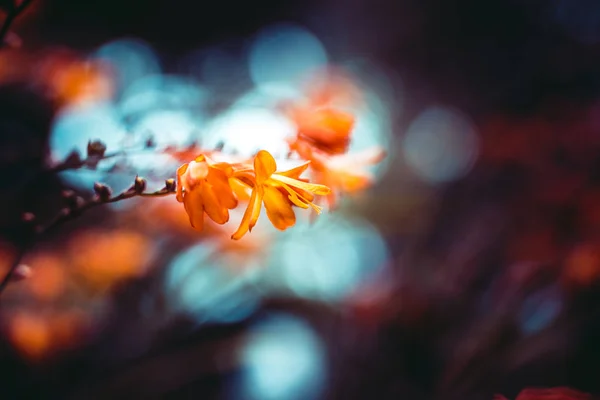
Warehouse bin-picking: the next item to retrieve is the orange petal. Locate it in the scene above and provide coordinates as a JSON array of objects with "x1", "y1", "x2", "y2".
[
  {"x1": 330, "y1": 170, "x2": 373, "y2": 192},
  {"x1": 281, "y1": 184, "x2": 309, "y2": 209},
  {"x1": 295, "y1": 108, "x2": 354, "y2": 153},
  {"x1": 208, "y1": 168, "x2": 238, "y2": 209},
  {"x1": 263, "y1": 185, "x2": 296, "y2": 230},
  {"x1": 277, "y1": 161, "x2": 310, "y2": 179},
  {"x1": 176, "y1": 164, "x2": 188, "y2": 203},
  {"x1": 210, "y1": 161, "x2": 235, "y2": 176},
  {"x1": 271, "y1": 174, "x2": 331, "y2": 195},
  {"x1": 182, "y1": 189, "x2": 204, "y2": 231},
  {"x1": 279, "y1": 182, "x2": 323, "y2": 213},
  {"x1": 201, "y1": 185, "x2": 229, "y2": 225},
  {"x1": 254, "y1": 150, "x2": 277, "y2": 184},
  {"x1": 231, "y1": 187, "x2": 263, "y2": 240},
  {"x1": 230, "y1": 177, "x2": 252, "y2": 201}
]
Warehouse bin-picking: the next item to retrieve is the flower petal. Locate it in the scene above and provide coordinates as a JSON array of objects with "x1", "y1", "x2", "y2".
[
  {"x1": 263, "y1": 185, "x2": 296, "y2": 230},
  {"x1": 254, "y1": 150, "x2": 277, "y2": 184},
  {"x1": 279, "y1": 182, "x2": 323, "y2": 213},
  {"x1": 201, "y1": 184, "x2": 229, "y2": 225},
  {"x1": 176, "y1": 164, "x2": 188, "y2": 203},
  {"x1": 231, "y1": 187, "x2": 264, "y2": 240},
  {"x1": 182, "y1": 188, "x2": 204, "y2": 231},
  {"x1": 271, "y1": 174, "x2": 331, "y2": 195},
  {"x1": 208, "y1": 168, "x2": 238, "y2": 209},
  {"x1": 329, "y1": 170, "x2": 373, "y2": 192},
  {"x1": 277, "y1": 161, "x2": 310, "y2": 179}
]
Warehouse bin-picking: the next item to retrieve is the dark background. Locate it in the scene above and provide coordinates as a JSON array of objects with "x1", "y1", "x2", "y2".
[{"x1": 3, "y1": 0, "x2": 600, "y2": 399}]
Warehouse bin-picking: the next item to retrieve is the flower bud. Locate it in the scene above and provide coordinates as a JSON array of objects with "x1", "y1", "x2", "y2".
[
  {"x1": 64, "y1": 149, "x2": 83, "y2": 167},
  {"x1": 11, "y1": 264, "x2": 32, "y2": 282},
  {"x1": 145, "y1": 135, "x2": 156, "y2": 148},
  {"x1": 61, "y1": 190, "x2": 83, "y2": 210},
  {"x1": 134, "y1": 176, "x2": 147, "y2": 194},
  {"x1": 21, "y1": 212, "x2": 35, "y2": 223},
  {"x1": 87, "y1": 139, "x2": 107, "y2": 158},
  {"x1": 93, "y1": 182, "x2": 112, "y2": 201},
  {"x1": 165, "y1": 178, "x2": 176, "y2": 192},
  {"x1": 214, "y1": 141, "x2": 225, "y2": 151}
]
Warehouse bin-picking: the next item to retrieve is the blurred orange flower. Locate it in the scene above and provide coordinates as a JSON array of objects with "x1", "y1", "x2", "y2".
[
  {"x1": 231, "y1": 150, "x2": 330, "y2": 239},
  {"x1": 69, "y1": 229, "x2": 150, "y2": 291},
  {"x1": 288, "y1": 106, "x2": 355, "y2": 155},
  {"x1": 8, "y1": 310, "x2": 88, "y2": 361},
  {"x1": 284, "y1": 79, "x2": 386, "y2": 209},
  {"x1": 291, "y1": 138, "x2": 386, "y2": 208},
  {"x1": 25, "y1": 252, "x2": 67, "y2": 300},
  {"x1": 8, "y1": 313, "x2": 51, "y2": 360}
]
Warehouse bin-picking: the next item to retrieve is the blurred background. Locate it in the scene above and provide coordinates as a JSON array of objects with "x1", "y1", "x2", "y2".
[{"x1": 1, "y1": 0, "x2": 600, "y2": 399}]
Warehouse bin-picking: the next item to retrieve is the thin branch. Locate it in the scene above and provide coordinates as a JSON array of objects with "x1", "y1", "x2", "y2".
[
  {"x1": 0, "y1": 0, "x2": 34, "y2": 48},
  {"x1": 0, "y1": 178, "x2": 176, "y2": 296}
]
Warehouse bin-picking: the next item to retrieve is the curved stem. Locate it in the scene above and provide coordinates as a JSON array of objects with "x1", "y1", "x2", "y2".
[
  {"x1": 0, "y1": 184, "x2": 176, "y2": 296},
  {"x1": 0, "y1": 0, "x2": 34, "y2": 48}
]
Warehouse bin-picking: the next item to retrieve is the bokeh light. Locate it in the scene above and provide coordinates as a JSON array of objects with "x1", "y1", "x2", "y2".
[
  {"x1": 49, "y1": 102, "x2": 128, "y2": 188},
  {"x1": 519, "y1": 285, "x2": 563, "y2": 336},
  {"x1": 166, "y1": 242, "x2": 262, "y2": 324},
  {"x1": 239, "y1": 315, "x2": 326, "y2": 400},
  {"x1": 248, "y1": 24, "x2": 328, "y2": 90},
  {"x1": 270, "y1": 215, "x2": 390, "y2": 301},
  {"x1": 91, "y1": 39, "x2": 161, "y2": 96},
  {"x1": 202, "y1": 107, "x2": 295, "y2": 157},
  {"x1": 67, "y1": 229, "x2": 152, "y2": 292},
  {"x1": 402, "y1": 106, "x2": 479, "y2": 184}
]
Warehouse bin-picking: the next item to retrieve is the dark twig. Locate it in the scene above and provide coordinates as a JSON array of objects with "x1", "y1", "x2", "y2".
[
  {"x1": 0, "y1": 177, "x2": 177, "y2": 296},
  {"x1": 0, "y1": 0, "x2": 34, "y2": 48}
]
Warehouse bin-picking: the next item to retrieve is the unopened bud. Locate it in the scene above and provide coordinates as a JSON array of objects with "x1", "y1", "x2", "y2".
[
  {"x1": 145, "y1": 135, "x2": 156, "y2": 148},
  {"x1": 61, "y1": 190, "x2": 83, "y2": 210},
  {"x1": 133, "y1": 176, "x2": 147, "y2": 194},
  {"x1": 165, "y1": 178, "x2": 176, "y2": 192},
  {"x1": 87, "y1": 139, "x2": 107, "y2": 158},
  {"x1": 11, "y1": 264, "x2": 32, "y2": 282},
  {"x1": 64, "y1": 149, "x2": 82, "y2": 166},
  {"x1": 214, "y1": 141, "x2": 225, "y2": 151},
  {"x1": 93, "y1": 182, "x2": 112, "y2": 201},
  {"x1": 22, "y1": 212, "x2": 35, "y2": 223}
]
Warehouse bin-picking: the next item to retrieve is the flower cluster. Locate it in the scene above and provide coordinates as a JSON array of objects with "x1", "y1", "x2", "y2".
[{"x1": 176, "y1": 102, "x2": 386, "y2": 239}]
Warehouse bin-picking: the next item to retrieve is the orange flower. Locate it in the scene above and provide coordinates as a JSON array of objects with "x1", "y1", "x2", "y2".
[
  {"x1": 231, "y1": 150, "x2": 330, "y2": 240},
  {"x1": 288, "y1": 106, "x2": 355, "y2": 155},
  {"x1": 176, "y1": 155, "x2": 238, "y2": 231},
  {"x1": 290, "y1": 140, "x2": 386, "y2": 208}
]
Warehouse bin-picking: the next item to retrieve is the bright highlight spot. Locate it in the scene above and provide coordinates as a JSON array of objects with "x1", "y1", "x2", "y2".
[
  {"x1": 273, "y1": 216, "x2": 390, "y2": 301},
  {"x1": 519, "y1": 285, "x2": 563, "y2": 335},
  {"x1": 50, "y1": 102, "x2": 128, "y2": 189},
  {"x1": 92, "y1": 39, "x2": 161, "y2": 95},
  {"x1": 248, "y1": 24, "x2": 328, "y2": 89},
  {"x1": 241, "y1": 315, "x2": 326, "y2": 400},
  {"x1": 119, "y1": 74, "x2": 207, "y2": 121},
  {"x1": 203, "y1": 107, "x2": 294, "y2": 157},
  {"x1": 403, "y1": 107, "x2": 479, "y2": 184},
  {"x1": 166, "y1": 243, "x2": 261, "y2": 324}
]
